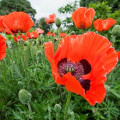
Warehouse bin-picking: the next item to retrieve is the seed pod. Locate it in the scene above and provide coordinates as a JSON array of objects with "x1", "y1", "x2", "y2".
[
  {"x1": 55, "y1": 18, "x2": 61, "y2": 28},
  {"x1": 18, "y1": 89, "x2": 32, "y2": 104}
]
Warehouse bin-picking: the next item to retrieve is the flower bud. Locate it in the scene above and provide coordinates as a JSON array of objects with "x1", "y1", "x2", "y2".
[
  {"x1": 18, "y1": 89, "x2": 32, "y2": 104},
  {"x1": 55, "y1": 18, "x2": 61, "y2": 28},
  {"x1": 54, "y1": 104, "x2": 61, "y2": 113},
  {"x1": 112, "y1": 25, "x2": 120, "y2": 36},
  {"x1": 36, "y1": 51, "x2": 42, "y2": 60},
  {"x1": 70, "y1": 31, "x2": 75, "y2": 35}
]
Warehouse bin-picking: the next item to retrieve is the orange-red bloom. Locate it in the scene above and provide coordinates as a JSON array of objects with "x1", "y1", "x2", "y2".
[
  {"x1": 46, "y1": 14, "x2": 56, "y2": 24},
  {"x1": 14, "y1": 36, "x2": 20, "y2": 42},
  {"x1": 2, "y1": 12, "x2": 34, "y2": 34},
  {"x1": 52, "y1": 33, "x2": 55, "y2": 37},
  {"x1": 72, "y1": 7, "x2": 96, "y2": 29},
  {"x1": 117, "y1": 51, "x2": 120, "y2": 60},
  {"x1": 14, "y1": 35, "x2": 27, "y2": 42},
  {"x1": 21, "y1": 35, "x2": 27, "y2": 41},
  {"x1": 59, "y1": 33, "x2": 66, "y2": 37},
  {"x1": 45, "y1": 32, "x2": 118, "y2": 105},
  {"x1": 93, "y1": 18, "x2": 116, "y2": 31},
  {"x1": 47, "y1": 31, "x2": 55, "y2": 36},
  {"x1": 36, "y1": 28, "x2": 44, "y2": 35},
  {"x1": 26, "y1": 31, "x2": 39, "y2": 39},
  {"x1": 0, "y1": 16, "x2": 4, "y2": 32},
  {"x1": 47, "y1": 31, "x2": 51, "y2": 36},
  {"x1": 0, "y1": 35, "x2": 7, "y2": 60}
]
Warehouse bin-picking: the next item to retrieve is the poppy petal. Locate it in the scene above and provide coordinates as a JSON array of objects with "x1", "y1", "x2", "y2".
[
  {"x1": 117, "y1": 51, "x2": 120, "y2": 60},
  {"x1": 85, "y1": 82, "x2": 106, "y2": 106},
  {"x1": 63, "y1": 72, "x2": 85, "y2": 96},
  {"x1": 54, "y1": 36, "x2": 72, "y2": 63},
  {"x1": 93, "y1": 19, "x2": 104, "y2": 31},
  {"x1": 85, "y1": 8, "x2": 96, "y2": 28},
  {"x1": 103, "y1": 18, "x2": 116, "y2": 31},
  {"x1": 0, "y1": 35, "x2": 7, "y2": 60},
  {"x1": 45, "y1": 41, "x2": 64, "y2": 85},
  {"x1": 72, "y1": 7, "x2": 87, "y2": 28}
]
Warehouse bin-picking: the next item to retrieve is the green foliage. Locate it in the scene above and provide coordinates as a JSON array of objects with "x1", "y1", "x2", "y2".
[
  {"x1": 0, "y1": 0, "x2": 36, "y2": 22},
  {"x1": 80, "y1": 0, "x2": 120, "y2": 11}
]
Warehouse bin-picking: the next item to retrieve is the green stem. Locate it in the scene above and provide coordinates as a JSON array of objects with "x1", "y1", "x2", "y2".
[
  {"x1": 56, "y1": 113, "x2": 59, "y2": 120},
  {"x1": 64, "y1": 92, "x2": 71, "y2": 120},
  {"x1": 82, "y1": 29, "x2": 85, "y2": 34},
  {"x1": 27, "y1": 102, "x2": 32, "y2": 119}
]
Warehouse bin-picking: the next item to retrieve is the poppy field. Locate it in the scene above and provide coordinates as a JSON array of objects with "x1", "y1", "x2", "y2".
[{"x1": 0, "y1": 1, "x2": 120, "y2": 120}]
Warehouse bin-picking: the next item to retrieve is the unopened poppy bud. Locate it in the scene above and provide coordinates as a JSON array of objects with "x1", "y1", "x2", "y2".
[
  {"x1": 55, "y1": 18, "x2": 61, "y2": 28},
  {"x1": 112, "y1": 25, "x2": 120, "y2": 36},
  {"x1": 18, "y1": 89, "x2": 32, "y2": 104},
  {"x1": 54, "y1": 104, "x2": 61, "y2": 113},
  {"x1": 105, "y1": 85, "x2": 110, "y2": 91},
  {"x1": 36, "y1": 51, "x2": 42, "y2": 60},
  {"x1": 70, "y1": 31, "x2": 75, "y2": 35}
]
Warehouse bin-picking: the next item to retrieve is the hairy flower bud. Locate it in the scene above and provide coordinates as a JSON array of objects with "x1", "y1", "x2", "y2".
[
  {"x1": 36, "y1": 51, "x2": 42, "y2": 60},
  {"x1": 112, "y1": 25, "x2": 120, "y2": 36},
  {"x1": 55, "y1": 18, "x2": 61, "y2": 28},
  {"x1": 54, "y1": 104, "x2": 61, "y2": 113},
  {"x1": 18, "y1": 89, "x2": 32, "y2": 104}
]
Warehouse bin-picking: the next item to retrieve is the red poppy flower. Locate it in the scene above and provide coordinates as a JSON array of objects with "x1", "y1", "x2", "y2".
[
  {"x1": 36, "y1": 28, "x2": 44, "y2": 35},
  {"x1": 47, "y1": 31, "x2": 52, "y2": 36},
  {"x1": 46, "y1": 18, "x2": 50, "y2": 25},
  {"x1": 26, "y1": 31, "x2": 39, "y2": 39},
  {"x1": 0, "y1": 16, "x2": 4, "y2": 32},
  {"x1": 21, "y1": 35, "x2": 27, "y2": 41},
  {"x1": 117, "y1": 51, "x2": 120, "y2": 61},
  {"x1": 72, "y1": 7, "x2": 96, "y2": 29},
  {"x1": 52, "y1": 33, "x2": 55, "y2": 37},
  {"x1": 2, "y1": 12, "x2": 34, "y2": 34},
  {"x1": 46, "y1": 14, "x2": 56, "y2": 24},
  {"x1": 59, "y1": 33, "x2": 66, "y2": 37},
  {"x1": 5, "y1": 27, "x2": 11, "y2": 34},
  {"x1": 14, "y1": 36, "x2": 20, "y2": 42},
  {"x1": 0, "y1": 35, "x2": 7, "y2": 60},
  {"x1": 14, "y1": 35, "x2": 27, "y2": 42},
  {"x1": 45, "y1": 32, "x2": 118, "y2": 105},
  {"x1": 93, "y1": 18, "x2": 116, "y2": 31},
  {"x1": 26, "y1": 32, "x2": 32, "y2": 39}
]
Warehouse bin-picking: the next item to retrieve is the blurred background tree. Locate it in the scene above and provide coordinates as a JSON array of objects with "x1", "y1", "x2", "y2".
[{"x1": 0, "y1": 0, "x2": 36, "y2": 22}]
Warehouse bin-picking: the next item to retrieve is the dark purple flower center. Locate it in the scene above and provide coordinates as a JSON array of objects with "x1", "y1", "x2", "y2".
[{"x1": 58, "y1": 58, "x2": 91, "y2": 93}]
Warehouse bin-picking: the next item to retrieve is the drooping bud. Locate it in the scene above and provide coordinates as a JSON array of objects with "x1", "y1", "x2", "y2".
[
  {"x1": 55, "y1": 18, "x2": 61, "y2": 28},
  {"x1": 36, "y1": 51, "x2": 42, "y2": 61},
  {"x1": 18, "y1": 89, "x2": 32, "y2": 104},
  {"x1": 112, "y1": 25, "x2": 120, "y2": 36},
  {"x1": 70, "y1": 31, "x2": 75, "y2": 35},
  {"x1": 54, "y1": 104, "x2": 61, "y2": 113}
]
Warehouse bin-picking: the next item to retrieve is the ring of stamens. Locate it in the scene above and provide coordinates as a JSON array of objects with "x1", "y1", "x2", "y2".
[{"x1": 65, "y1": 62, "x2": 76, "y2": 72}]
